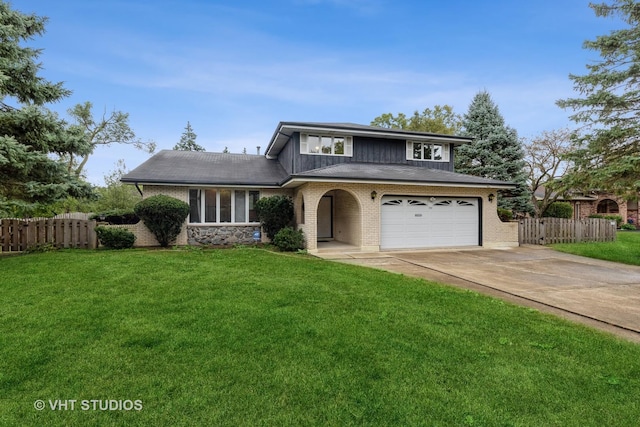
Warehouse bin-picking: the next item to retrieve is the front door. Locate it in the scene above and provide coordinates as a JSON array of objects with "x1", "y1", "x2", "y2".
[{"x1": 317, "y1": 196, "x2": 333, "y2": 240}]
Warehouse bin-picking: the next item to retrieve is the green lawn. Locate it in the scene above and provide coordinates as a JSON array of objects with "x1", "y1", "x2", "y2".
[
  {"x1": 552, "y1": 231, "x2": 640, "y2": 266},
  {"x1": 1, "y1": 248, "x2": 640, "y2": 426}
]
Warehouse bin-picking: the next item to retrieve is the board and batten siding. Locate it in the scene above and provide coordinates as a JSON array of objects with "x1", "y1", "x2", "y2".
[{"x1": 286, "y1": 135, "x2": 455, "y2": 174}]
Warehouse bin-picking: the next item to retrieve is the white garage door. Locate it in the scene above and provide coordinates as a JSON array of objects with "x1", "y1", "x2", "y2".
[{"x1": 380, "y1": 196, "x2": 479, "y2": 250}]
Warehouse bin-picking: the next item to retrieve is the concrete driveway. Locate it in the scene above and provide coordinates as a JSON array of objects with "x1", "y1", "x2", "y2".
[{"x1": 316, "y1": 245, "x2": 640, "y2": 343}]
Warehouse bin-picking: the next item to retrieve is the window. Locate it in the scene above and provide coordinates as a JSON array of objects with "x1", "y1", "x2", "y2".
[
  {"x1": 301, "y1": 134, "x2": 352, "y2": 156},
  {"x1": 189, "y1": 189, "x2": 260, "y2": 224},
  {"x1": 406, "y1": 141, "x2": 449, "y2": 162}
]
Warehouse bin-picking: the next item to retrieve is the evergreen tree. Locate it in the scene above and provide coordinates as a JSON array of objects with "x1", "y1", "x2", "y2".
[
  {"x1": 556, "y1": 0, "x2": 640, "y2": 197},
  {"x1": 173, "y1": 121, "x2": 205, "y2": 151},
  {"x1": 456, "y1": 91, "x2": 532, "y2": 214},
  {"x1": 0, "y1": 2, "x2": 94, "y2": 216}
]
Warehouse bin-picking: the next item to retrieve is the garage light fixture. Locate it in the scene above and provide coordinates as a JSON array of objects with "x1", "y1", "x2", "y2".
[
  {"x1": 371, "y1": 191, "x2": 377, "y2": 200},
  {"x1": 488, "y1": 193, "x2": 495, "y2": 203}
]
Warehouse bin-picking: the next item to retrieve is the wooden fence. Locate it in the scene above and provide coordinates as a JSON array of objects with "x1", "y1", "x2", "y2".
[
  {"x1": 0, "y1": 219, "x2": 97, "y2": 252},
  {"x1": 519, "y1": 218, "x2": 617, "y2": 245}
]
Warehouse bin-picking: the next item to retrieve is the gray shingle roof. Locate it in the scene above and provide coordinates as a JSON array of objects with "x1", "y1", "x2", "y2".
[
  {"x1": 121, "y1": 150, "x2": 514, "y2": 189},
  {"x1": 121, "y1": 150, "x2": 288, "y2": 186},
  {"x1": 288, "y1": 163, "x2": 515, "y2": 188}
]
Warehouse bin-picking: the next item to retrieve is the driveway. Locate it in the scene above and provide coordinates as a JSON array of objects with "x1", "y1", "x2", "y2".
[{"x1": 316, "y1": 245, "x2": 640, "y2": 343}]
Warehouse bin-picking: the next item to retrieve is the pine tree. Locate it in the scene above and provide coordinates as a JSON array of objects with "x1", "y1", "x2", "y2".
[
  {"x1": 0, "y1": 2, "x2": 93, "y2": 216},
  {"x1": 456, "y1": 91, "x2": 532, "y2": 214},
  {"x1": 173, "y1": 121, "x2": 205, "y2": 152},
  {"x1": 556, "y1": 0, "x2": 640, "y2": 196}
]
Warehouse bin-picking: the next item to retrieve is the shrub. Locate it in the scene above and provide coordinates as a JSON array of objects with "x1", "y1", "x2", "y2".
[
  {"x1": 95, "y1": 226, "x2": 136, "y2": 249},
  {"x1": 542, "y1": 202, "x2": 573, "y2": 219},
  {"x1": 24, "y1": 242, "x2": 58, "y2": 253},
  {"x1": 621, "y1": 223, "x2": 636, "y2": 231},
  {"x1": 497, "y1": 208, "x2": 513, "y2": 222},
  {"x1": 273, "y1": 227, "x2": 305, "y2": 252},
  {"x1": 134, "y1": 195, "x2": 190, "y2": 247},
  {"x1": 254, "y1": 195, "x2": 294, "y2": 240},
  {"x1": 90, "y1": 209, "x2": 139, "y2": 224},
  {"x1": 589, "y1": 214, "x2": 623, "y2": 227}
]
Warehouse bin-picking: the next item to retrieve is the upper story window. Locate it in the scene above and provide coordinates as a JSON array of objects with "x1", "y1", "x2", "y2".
[
  {"x1": 406, "y1": 141, "x2": 449, "y2": 162},
  {"x1": 301, "y1": 134, "x2": 353, "y2": 156},
  {"x1": 189, "y1": 189, "x2": 260, "y2": 224}
]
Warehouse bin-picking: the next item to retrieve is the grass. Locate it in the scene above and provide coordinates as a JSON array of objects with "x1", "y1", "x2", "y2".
[
  {"x1": 1, "y1": 247, "x2": 640, "y2": 426},
  {"x1": 552, "y1": 231, "x2": 640, "y2": 266}
]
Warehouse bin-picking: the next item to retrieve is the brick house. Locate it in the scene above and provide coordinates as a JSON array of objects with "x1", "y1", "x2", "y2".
[
  {"x1": 563, "y1": 192, "x2": 637, "y2": 226},
  {"x1": 121, "y1": 122, "x2": 519, "y2": 252}
]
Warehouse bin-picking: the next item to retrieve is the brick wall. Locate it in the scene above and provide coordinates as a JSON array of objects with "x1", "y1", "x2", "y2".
[
  {"x1": 572, "y1": 195, "x2": 628, "y2": 222},
  {"x1": 131, "y1": 184, "x2": 517, "y2": 250},
  {"x1": 295, "y1": 182, "x2": 517, "y2": 252}
]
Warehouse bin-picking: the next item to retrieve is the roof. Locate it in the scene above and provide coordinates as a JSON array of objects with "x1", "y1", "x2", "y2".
[
  {"x1": 122, "y1": 151, "x2": 514, "y2": 189},
  {"x1": 284, "y1": 163, "x2": 515, "y2": 188},
  {"x1": 265, "y1": 121, "x2": 473, "y2": 159},
  {"x1": 533, "y1": 186, "x2": 599, "y2": 201},
  {"x1": 121, "y1": 150, "x2": 288, "y2": 187}
]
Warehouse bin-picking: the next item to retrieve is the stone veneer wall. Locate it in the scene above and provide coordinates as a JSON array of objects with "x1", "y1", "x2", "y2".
[{"x1": 187, "y1": 225, "x2": 261, "y2": 246}]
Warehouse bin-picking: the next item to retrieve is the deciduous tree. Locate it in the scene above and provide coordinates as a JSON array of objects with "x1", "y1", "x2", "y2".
[
  {"x1": 66, "y1": 101, "x2": 156, "y2": 177},
  {"x1": 371, "y1": 105, "x2": 462, "y2": 134},
  {"x1": 523, "y1": 128, "x2": 576, "y2": 217}
]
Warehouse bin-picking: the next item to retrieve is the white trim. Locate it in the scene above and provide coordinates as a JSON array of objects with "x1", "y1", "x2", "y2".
[
  {"x1": 281, "y1": 125, "x2": 470, "y2": 144},
  {"x1": 281, "y1": 177, "x2": 515, "y2": 189},
  {"x1": 406, "y1": 141, "x2": 449, "y2": 162},
  {"x1": 124, "y1": 182, "x2": 280, "y2": 189},
  {"x1": 188, "y1": 188, "x2": 261, "y2": 225},
  {"x1": 300, "y1": 134, "x2": 353, "y2": 157}
]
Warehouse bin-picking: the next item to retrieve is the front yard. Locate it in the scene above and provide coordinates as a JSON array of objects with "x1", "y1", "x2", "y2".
[
  {"x1": 552, "y1": 231, "x2": 640, "y2": 266},
  {"x1": 1, "y1": 248, "x2": 639, "y2": 426}
]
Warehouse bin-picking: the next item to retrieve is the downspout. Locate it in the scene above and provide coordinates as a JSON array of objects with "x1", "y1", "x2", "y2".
[{"x1": 135, "y1": 183, "x2": 143, "y2": 197}]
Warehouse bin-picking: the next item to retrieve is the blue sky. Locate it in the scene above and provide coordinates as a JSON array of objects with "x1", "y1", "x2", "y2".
[{"x1": 11, "y1": 0, "x2": 622, "y2": 185}]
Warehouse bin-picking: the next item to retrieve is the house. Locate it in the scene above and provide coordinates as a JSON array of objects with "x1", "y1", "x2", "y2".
[
  {"x1": 121, "y1": 122, "x2": 519, "y2": 252},
  {"x1": 535, "y1": 187, "x2": 638, "y2": 226}
]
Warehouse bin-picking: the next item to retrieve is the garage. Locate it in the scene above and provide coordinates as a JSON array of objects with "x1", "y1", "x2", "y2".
[{"x1": 380, "y1": 196, "x2": 480, "y2": 249}]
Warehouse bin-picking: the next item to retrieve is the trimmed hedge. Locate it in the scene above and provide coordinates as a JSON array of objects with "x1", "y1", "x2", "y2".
[
  {"x1": 90, "y1": 209, "x2": 139, "y2": 224},
  {"x1": 542, "y1": 202, "x2": 573, "y2": 219},
  {"x1": 589, "y1": 214, "x2": 623, "y2": 227},
  {"x1": 95, "y1": 226, "x2": 136, "y2": 249},
  {"x1": 273, "y1": 227, "x2": 305, "y2": 252},
  {"x1": 134, "y1": 195, "x2": 190, "y2": 247}
]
